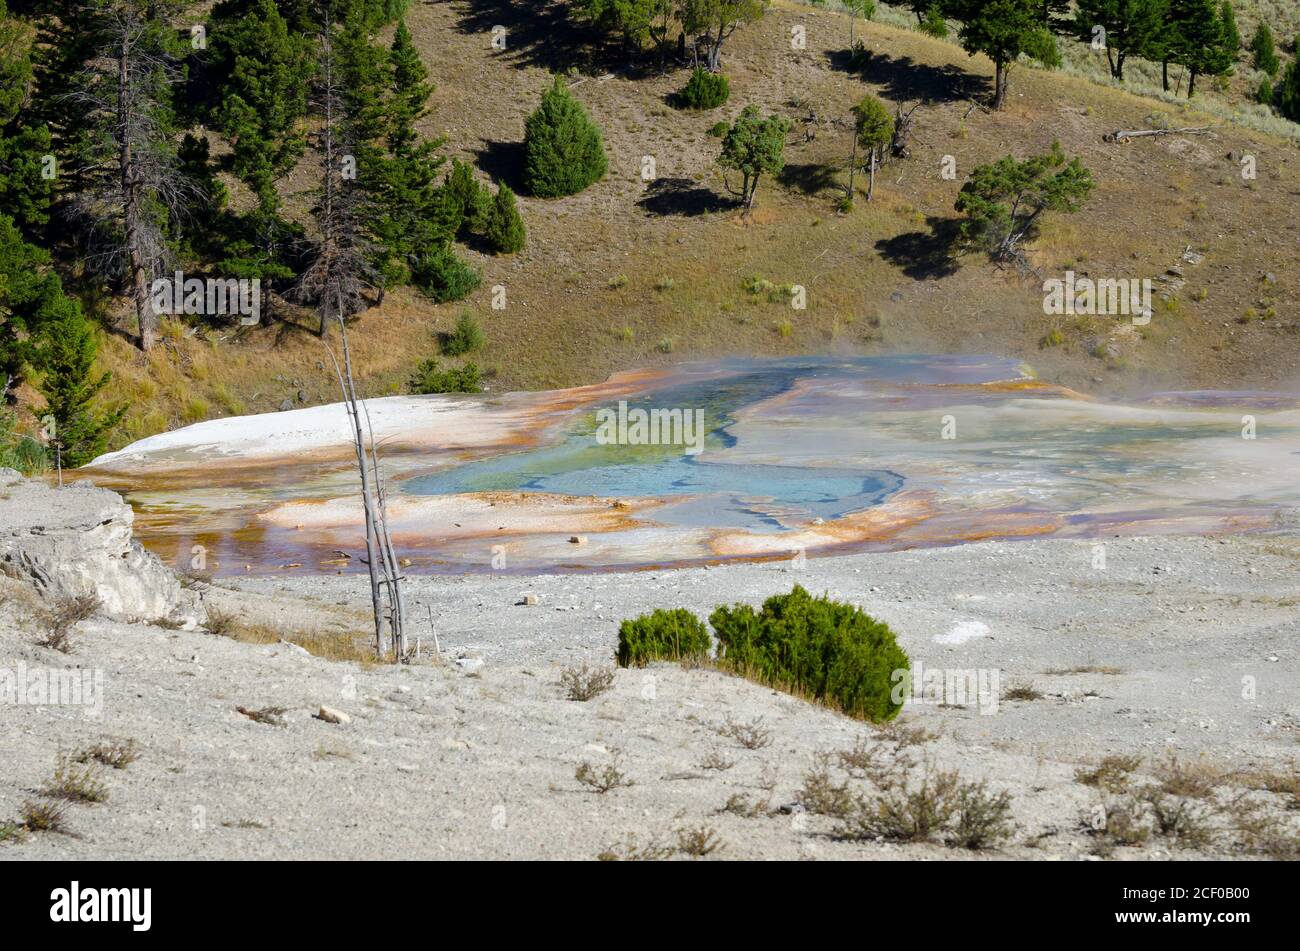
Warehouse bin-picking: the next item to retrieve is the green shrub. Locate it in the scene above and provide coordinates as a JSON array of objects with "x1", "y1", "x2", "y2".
[
  {"x1": 408, "y1": 358, "x2": 482, "y2": 394},
  {"x1": 616, "y1": 608, "x2": 711, "y2": 667},
  {"x1": 443, "y1": 310, "x2": 486, "y2": 356},
  {"x1": 0, "y1": 410, "x2": 48, "y2": 475},
  {"x1": 709, "y1": 585, "x2": 909, "y2": 722},
  {"x1": 679, "y1": 68, "x2": 729, "y2": 110},
  {"x1": 919, "y1": 4, "x2": 948, "y2": 38},
  {"x1": 523, "y1": 76, "x2": 608, "y2": 198},
  {"x1": 444, "y1": 159, "x2": 489, "y2": 237},
  {"x1": 1257, "y1": 78, "x2": 1274, "y2": 105},
  {"x1": 412, "y1": 245, "x2": 480, "y2": 303},
  {"x1": 485, "y1": 183, "x2": 526, "y2": 254},
  {"x1": 707, "y1": 120, "x2": 729, "y2": 137}
]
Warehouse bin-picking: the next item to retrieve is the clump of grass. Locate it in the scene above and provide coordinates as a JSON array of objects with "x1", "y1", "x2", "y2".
[
  {"x1": 774, "y1": 318, "x2": 793, "y2": 338},
  {"x1": 41, "y1": 754, "x2": 108, "y2": 804},
  {"x1": 950, "y1": 781, "x2": 1016, "y2": 850},
  {"x1": 1141, "y1": 789, "x2": 1214, "y2": 849},
  {"x1": 676, "y1": 825, "x2": 723, "y2": 857},
  {"x1": 560, "y1": 663, "x2": 615, "y2": 701},
  {"x1": 597, "y1": 833, "x2": 675, "y2": 861},
  {"x1": 0, "y1": 819, "x2": 28, "y2": 844},
  {"x1": 236, "y1": 705, "x2": 288, "y2": 727},
  {"x1": 656, "y1": 336, "x2": 674, "y2": 353},
  {"x1": 654, "y1": 276, "x2": 676, "y2": 292},
  {"x1": 1003, "y1": 680, "x2": 1043, "y2": 701},
  {"x1": 19, "y1": 799, "x2": 69, "y2": 835},
  {"x1": 1044, "y1": 664, "x2": 1123, "y2": 675},
  {"x1": 607, "y1": 274, "x2": 629, "y2": 289},
  {"x1": 697, "y1": 750, "x2": 735, "y2": 771},
  {"x1": 841, "y1": 767, "x2": 960, "y2": 843},
  {"x1": 717, "y1": 715, "x2": 773, "y2": 750},
  {"x1": 73, "y1": 740, "x2": 140, "y2": 771},
  {"x1": 1075, "y1": 754, "x2": 1142, "y2": 793},
  {"x1": 876, "y1": 720, "x2": 938, "y2": 748},
  {"x1": 210, "y1": 615, "x2": 375, "y2": 665},
  {"x1": 576, "y1": 755, "x2": 633, "y2": 794},
  {"x1": 1082, "y1": 793, "x2": 1152, "y2": 852},
  {"x1": 442, "y1": 310, "x2": 486, "y2": 356},
  {"x1": 719, "y1": 792, "x2": 769, "y2": 818},
  {"x1": 36, "y1": 594, "x2": 99, "y2": 653}
]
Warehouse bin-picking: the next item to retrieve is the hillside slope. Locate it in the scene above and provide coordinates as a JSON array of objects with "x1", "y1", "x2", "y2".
[{"x1": 96, "y1": 0, "x2": 1300, "y2": 446}]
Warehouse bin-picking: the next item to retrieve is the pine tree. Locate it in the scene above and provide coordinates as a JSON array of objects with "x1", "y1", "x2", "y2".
[
  {"x1": 485, "y1": 183, "x2": 526, "y2": 254},
  {"x1": 1073, "y1": 0, "x2": 1165, "y2": 81},
  {"x1": 1250, "y1": 22, "x2": 1279, "y2": 76},
  {"x1": 37, "y1": 304, "x2": 124, "y2": 468},
  {"x1": 718, "y1": 104, "x2": 790, "y2": 211},
  {"x1": 851, "y1": 94, "x2": 893, "y2": 201},
  {"x1": 1219, "y1": 1, "x2": 1239, "y2": 56},
  {"x1": 0, "y1": 0, "x2": 52, "y2": 233},
  {"x1": 946, "y1": 0, "x2": 1061, "y2": 110},
  {"x1": 1276, "y1": 59, "x2": 1300, "y2": 122},
  {"x1": 1168, "y1": 0, "x2": 1232, "y2": 97},
  {"x1": 0, "y1": 212, "x2": 68, "y2": 387},
  {"x1": 523, "y1": 76, "x2": 608, "y2": 198},
  {"x1": 374, "y1": 18, "x2": 450, "y2": 285}
]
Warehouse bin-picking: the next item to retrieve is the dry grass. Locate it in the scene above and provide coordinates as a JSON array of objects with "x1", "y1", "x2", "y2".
[
  {"x1": 236, "y1": 705, "x2": 289, "y2": 727},
  {"x1": 675, "y1": 825, "x2": 724, "y2": 857},
  {"x1": 73, "y1": 740, "x2": 140, "y2": 771},
  {"x1": 41, "y1": 754, "x2": 108, "y2": 804},
  {"x1": 1003, "y1": 680, "x2": 1044, "y2": 702},
  {"x1": 35, "y1": 594, "x2": 99, "y2": 654},
  {"x1": 1075, "y1": 754, "x2": 1143, "y2": 793},
  {"x1": 697, "y1": 750, "x2": 736, "y2": 771},
  {"x1": 207, "y1": 610, "x2": 376, "y2": 666},
  {"x1": 19, "y1": 799, "x2": 69, "y2": 835}
]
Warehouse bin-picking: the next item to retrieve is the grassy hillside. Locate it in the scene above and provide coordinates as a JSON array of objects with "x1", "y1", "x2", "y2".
[{"x1": 90, "y1": 0, "x2": 1300, "y2": 448}]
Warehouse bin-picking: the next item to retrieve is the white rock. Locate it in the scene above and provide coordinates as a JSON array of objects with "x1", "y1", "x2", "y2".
[{"x1": 317, "y1": 705, "x2": 351, "y2": 724}]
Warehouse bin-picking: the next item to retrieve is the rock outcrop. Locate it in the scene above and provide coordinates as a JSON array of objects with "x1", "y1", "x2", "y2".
[{"x1": 0, "y1": 468, "x2": 192, "y2": 624}]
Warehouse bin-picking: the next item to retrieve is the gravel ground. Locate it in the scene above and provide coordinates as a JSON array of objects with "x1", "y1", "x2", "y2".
[{"x1": 2, "y1": 532, "x2": 1296, "y2": 860}]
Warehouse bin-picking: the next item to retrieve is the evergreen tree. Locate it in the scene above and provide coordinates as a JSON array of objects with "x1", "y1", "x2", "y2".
[
  {"x1": 0, "y1": 212, "x2": 67, "y2": 387},
  {"x1": 1168, "y1": 0, "x2": 1232, "y2": 97},
  {"x1": 0, "y1": 0, "x2": 52, "y2": 234},
  {"x1": 1219, "y1": 1, "x2": 1239, "y2": 57},
  {"x1": 485, "y1": 183, "x2": 526, "y2": 254},
  {"x1": 946, "y1": 0, "x2": 1061, "y2": 110},
  {"x1": 1276, "y1": 59, "x2": 1300, "y2": 122},
  {"x1": 1073, "y1": 0, "x2": 1165, "y2": 81},
  {"x1": 1250, "y1": 22, "x2": 1279, "y2": 76},
  {"x1": 37, "y1": 304, "x2": 124, "y2": 468},
  {"x1": 955, "y1": 141, "x2": 1094, "y2": 262},
  {"x1": 523, "y1": 76, "x2": 608, "y2": 198},
  {"x1": 718, "y1": 104, "x2": 790, "y2": 211},
  {"x1": 374, "y1": 18, "x2": 451, "y2": 286},
  {"x1": 851, "y1": 94, "x2": 893, "y2": 201}
]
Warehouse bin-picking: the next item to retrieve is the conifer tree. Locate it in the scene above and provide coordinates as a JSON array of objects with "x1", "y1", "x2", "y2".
[
  {"x1": 0, "y1": 0, "x2": 52, "y2": 234},
  {"x1": 37, "y1": 303, "x2": 124, "y2": 468},
  {"x1": 1250, "y1": 21, "x2": 1279, "y2": 76},
  {"x1": 1073, "y1": 0, "x2": 1164, "y2": 81},
  {"x1": 946, "y1": 0, "x2": 1061, "y2": 110},
  {"x1": 485, "y1": 183, "x2": 526, "y2": 254},
  {"x1": 523, "y1": 77, "x2": 608, "y2": 198}
]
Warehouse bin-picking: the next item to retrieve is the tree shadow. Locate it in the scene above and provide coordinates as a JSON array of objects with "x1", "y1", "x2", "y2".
[
  {"x1": 825, "y1": 48, "x2": 989, "y2": 104},
  {"x1": 778, "y1": 162, "x2": 842, "y2": 196},
  {"x1": 450, "y1": 0, "x2": 609, "y2": 73},
  {"x1": 637, "y1": 178, "x2": 736, "y2": 216},
  {"x1": 472, "y1": 139, "x2": 527, "y2": 192},
  {"x1": 874, "y1": 216, "x2": 965, "y2": 280}
]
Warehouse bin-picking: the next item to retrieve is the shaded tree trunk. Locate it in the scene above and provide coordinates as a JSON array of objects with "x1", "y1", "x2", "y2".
[{"x1": 992, "y1": 59, "x2": 1009, "y2": 110}]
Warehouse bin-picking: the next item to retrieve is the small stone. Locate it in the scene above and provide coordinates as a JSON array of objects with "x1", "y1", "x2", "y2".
[
  {"x1": 568, "y1": 535, "x2": 587, "y2": 545},
  {"x1": 279, "y1": 399, "x2": 293, "y2": 412},
  {"x1": 519, "y1": 594, "x2": 538, "y2": 606},
  {"x1": 317, "y1": 705, "x2": 351, "y2": 725}
]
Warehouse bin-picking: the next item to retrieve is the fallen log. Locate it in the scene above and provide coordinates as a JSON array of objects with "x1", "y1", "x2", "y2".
[{"x1": 1104, "y1": 126, "x2": 1211, "y2": 143}]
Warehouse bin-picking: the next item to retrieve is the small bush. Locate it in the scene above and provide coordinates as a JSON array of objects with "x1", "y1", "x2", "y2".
[
  {"x1": 919, "y1": 4, "x2": 948, "y2": 38},
  {"x1": 616, "y1": 608, "x2": 711, "y2": 667},
  {"x1": 951, "y1": 781, "x2": 1015, "y2": 849},
  {"x1": 236, "y1": 705, "x2": 288, "y2": 727},
  {"x1": 443, "y1": 310, "x2": 486, "y2": 356},
  {"x1": 707, "y1": 120, "x2": 729, "y2": 137},
  {"x1": 560, "y1": 663, "x2": 615, "y2": 701},
  {"x1": 710, "y1": 585, "x2": 909, "y2": 722},
  {"x1": 1075, "y1": 754, "x2": 1141, "y2": 793},
  {"x1": 408, "y1": 358, "x2": 482, "y2": 395},
  {"x1": 717, "y1": 714, "x2": 773, "y2": 750},
  {"x1": 675, "y1": 825, "x2": 723, "y2": 857},
  {"x1": 37, "y1": 594, "x2": 99, "y2": 653},
  {"x1": 412, "y1": 245, "x2": 481, "y2": 303},
  {"x1": 679, "y1": 68, "x2": 729, "y2": 109},
  {"x1": 575, "y1": 756, "x2": 633, "y2": 794}
]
